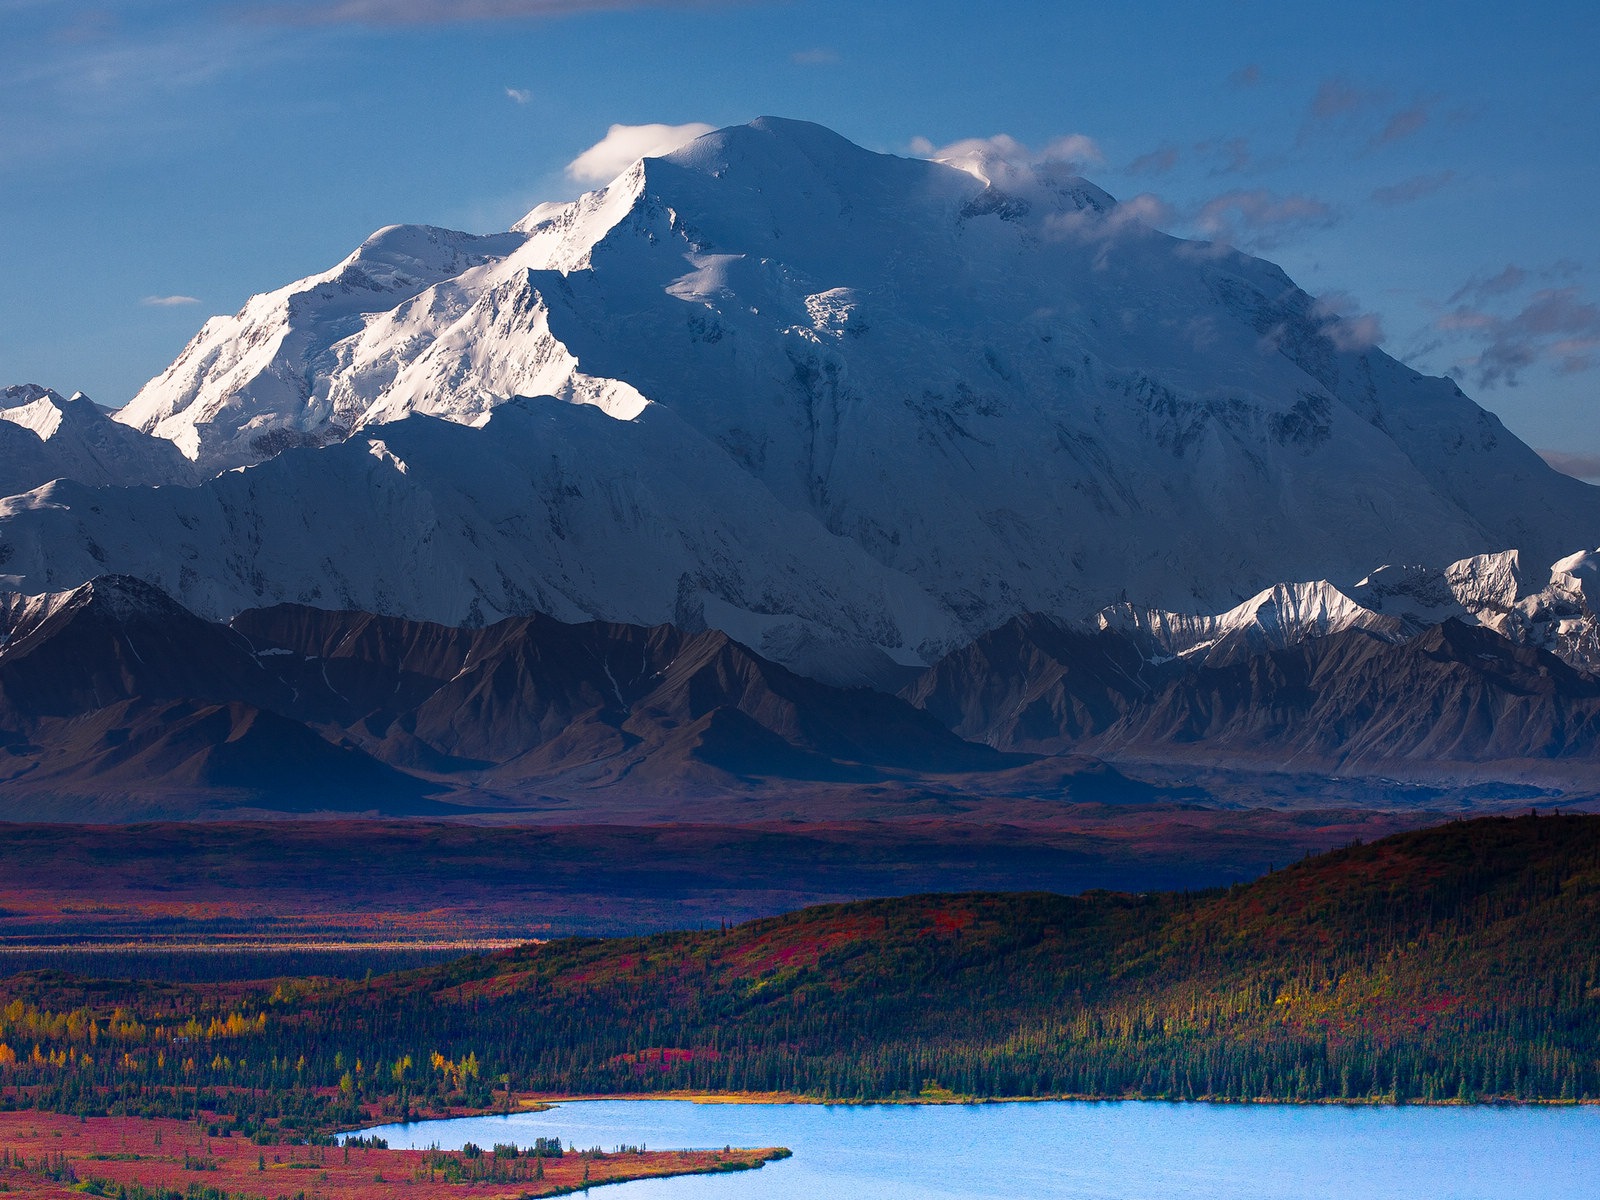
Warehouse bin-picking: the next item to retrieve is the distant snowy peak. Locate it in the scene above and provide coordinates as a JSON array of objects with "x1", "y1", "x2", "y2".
[
  {"x1": 1439, "y1": 549, "x2": 1600, "y2": 673},
  {"x1": 0, "y1": 384, "x2": 194, "y2": 496},
  {"x1": 1097, "y1": 580, "x2": 1403, "y2": 667},
  {"x1": 0, "y1": 398, "x2": 962, "y2": 687},
  {"x1": 1105, "y1": 548, "x2": 1600, "y2": 676},
  {"x1": 0, "y1": 384, "x2": 74, "y2": 439}
]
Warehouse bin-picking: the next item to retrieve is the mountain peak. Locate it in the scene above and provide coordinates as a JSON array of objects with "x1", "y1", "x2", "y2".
[
  {"x1": 0, "y1": 384, "x2": 74, "y2": 440},
  {"x1": 5, "y1": 118, "x2": 1598, "y2": 684},
  {"x1": 0, "y1": 382, "x2": 194, "y2": 495},
  {"x1": 66, "y1": 573, "x2": 192, "y2": 621},
  {"x1": 0, "y1": 574, "x2": 208, "y2": 654},
  {"x1": 675, "y1": 115, "x2": 879, "y2": 168},
  {"x1": 1, "y1": 383, "x2": 62, "y2": 406}
]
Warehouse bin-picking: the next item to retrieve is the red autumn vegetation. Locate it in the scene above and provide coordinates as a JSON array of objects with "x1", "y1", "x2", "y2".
[{"x1": 0, "y1": 1111, "x2": 784, "y2": 1200}]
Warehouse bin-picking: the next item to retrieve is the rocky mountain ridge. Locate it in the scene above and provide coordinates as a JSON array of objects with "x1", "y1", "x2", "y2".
[
  {"x1": 1097, "y1": 547, "x2": 1600, "y2": 675},
  {"x1": 0, "y1": 575, "x2": 1594, "y2": 820},
  {"x1": 0, "y1": 385, "x2": 193, "y2": 496}
]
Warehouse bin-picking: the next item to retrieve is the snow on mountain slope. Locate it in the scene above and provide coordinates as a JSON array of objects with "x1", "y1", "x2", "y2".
[
  {"x1": 116, "y1": 226, "x2": 528, "y2": 469},
  {"x1": 1353, "y1": 549, "x2": 1600, "y2": 674},
  {"x1": 1097, "y1": 580, "x2": 1404, "y2": 667},
  {"x1": 0, "y1": 385, "x2": 193, "y2": 495},
  {"x1": 15, "y1": 115, "x2": 1596, "y2": 678},
  {"x1": 1, "y1": 397, "x2": 959, "y2": 685},
  {"x1": 1094, "y1": 547, "x2": 1600, "y2": 677}
]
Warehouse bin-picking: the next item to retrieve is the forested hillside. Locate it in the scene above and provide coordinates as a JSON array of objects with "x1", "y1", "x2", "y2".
[{"x1": 2, "y1": 813, "x2": 1597, "y2": 1126}]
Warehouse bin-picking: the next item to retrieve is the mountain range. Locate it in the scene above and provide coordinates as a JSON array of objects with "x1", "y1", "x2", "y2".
[
  {"x1": 5, "y1": 118, "x2": 1599, "y2": 686},
  {"x1": 0, "y1": 573, "x2": 1592, "y2": 819},
  {"x1": 3, "y1": 117, "x2": 1598, "y2": 814}
]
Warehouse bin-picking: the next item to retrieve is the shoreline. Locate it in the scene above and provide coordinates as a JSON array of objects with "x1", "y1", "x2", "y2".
[
  {"x1": 494, "y1": 1089, "x2": 1600, "y2": 1112},
  {"x1": 340, "y1": 1086, "x2": 1592, "y2": 1144},
  {"x1": 0, "y1": 1110, "x2": 788, "y2": 1200}
]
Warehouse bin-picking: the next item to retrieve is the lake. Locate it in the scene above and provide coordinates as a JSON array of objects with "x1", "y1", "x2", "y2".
[{"x1": 353, "y1": 1099, "x2": 1600, "y2": 1199}]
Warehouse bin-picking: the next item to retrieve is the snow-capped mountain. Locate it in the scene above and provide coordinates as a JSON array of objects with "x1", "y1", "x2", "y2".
[
  {"x1": 117, "y1": 228, "x2": 527, "y2": 468},
  {"x1": 1, "y1": 400, "x2": 958, "y2": 686},
  {"x1": 9, "y1": 116, "x2": 1597, "y2": 682},
  {"x1": 1094, "y1": 548, "x2": 1600, "y2": 675},
  {"x1": 1096, "y1": 580, "x2": 1404, "y2": 668},
  {"x1": 0, "y1": 385, "x2": 193, "y2": 496},
  {"x1": 906, "y1": 606, "x2": 1600, "y2": 775},
  {"x1": 1354, "y1": 548, "x2": 1600, "y2": 674}
]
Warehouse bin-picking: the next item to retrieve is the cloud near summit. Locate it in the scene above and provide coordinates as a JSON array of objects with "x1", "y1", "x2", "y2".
[
  {"x1": 565, "y1": 122, "x2": 716, "y2": 185},
  {"x1": 910, "y1": 132, "x2": 1104, "y2": 178}
]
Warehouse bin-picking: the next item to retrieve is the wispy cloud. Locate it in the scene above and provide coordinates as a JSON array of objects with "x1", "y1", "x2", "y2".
[
  {"x1": 1448, "y1": 264, "x2": 1530, "y2": 305},
  {"x1": 1311, "y1": 290, "x2": 1385, "y2": 350},
  {"x1": 1370, "y1": 170, "x2": 1455, "y2": 206},
  {"x1": 1047, "y1": 192, "x2": 1176, "y2": 266},
  {"x1": 1372, "y1": 99, "x2": 1433, "y2": 146},
  {"x1": 1298, "y1": 76, "x2": 1386, "y2": 144},
  {"x1": 1414, "y1": 262, "x2": 1600, "y2": 386},
  {"x1": 1436, "y1": 287, "x2": 1600, "y2": 386},
  {"x1": 911, "y1": 132, "x2": 1104, "y2": 186},
  {"x1": 13, "y1": 5, "x2": 284, "y2": 97},
  {"x1": 1126, "y1": 143, "x2": 1179, "y2": 175},
  {"x1": 565, "y1": 121, "x2": 715, "y2": 185},
  {"x1": 1309, "y1": 77, "x2": 1381, "y2": 121},
  {"x1": 1193, "y1": 188, "x2": 1338, "y2": 248},
  {"x1": 0, "y1": 4, "x2": 302, "y2": 176},
  {"x1": 1194, "y1": 135, "x2": 1251, "y2": 175},
  {"x1": 504, "y1": 86, "x2": 531, "y2": 104},
  {"x1": 141, "y1": 294, "x2": 200, "y2": 307},
  {"x1": 790, "y1": 47, "x2": 839, "y2": 66},
  {"x1": 1537, "y1": 449, "x2": 1600, "y2": 484},
  {"x1": 1298, "y1": 76, "x2": 1441, "y2": 156},
  {"x1": 258, "y1": 0, "x2": 743, "y2": 26}
]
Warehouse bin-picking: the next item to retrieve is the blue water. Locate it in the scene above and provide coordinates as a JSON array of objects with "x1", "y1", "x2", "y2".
[{"x1": 354, "y1": 1098, "x2": 1600, "y2": 1199}]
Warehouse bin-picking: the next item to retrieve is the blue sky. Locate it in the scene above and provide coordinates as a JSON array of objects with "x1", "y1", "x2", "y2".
[{"x1": 4, "y1": 0, "x2": 1598, "y2": 475}]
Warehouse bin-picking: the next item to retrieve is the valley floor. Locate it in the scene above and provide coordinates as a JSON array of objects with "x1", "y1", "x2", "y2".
[{"x1": 0, "y1": 808, "x2": 1432, "y2": 952}]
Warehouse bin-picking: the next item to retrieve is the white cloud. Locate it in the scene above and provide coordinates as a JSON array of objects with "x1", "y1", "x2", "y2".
[
  {"x1": 504, "y1": 86, "x2": 531, "y2": 104},
  {"x1": 565, "y1": 121, "x2": 716, "y2": 185},
  {"x1": 1049, "y1": 192, "x2": 1174, "y2": 242},
  {"x1": 910, "y1": 132, "x2": 1103, "y2": 186},
  {"x1": 1046, "y1": 191, "x2": 1176, "y2": 268},
  {"x1": 140, "y1": 294, "x2": 200, "y2": 307}
]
